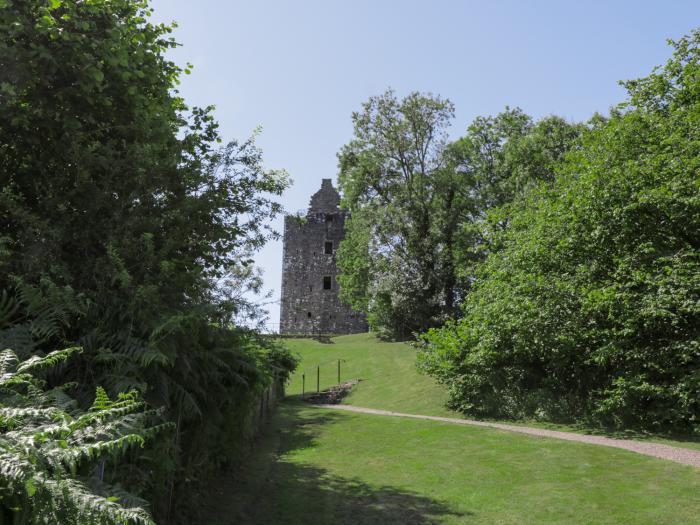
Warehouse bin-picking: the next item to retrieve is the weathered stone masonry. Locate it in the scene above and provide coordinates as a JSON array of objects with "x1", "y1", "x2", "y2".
[{"x1": 280, "y1": 179, "x2": 368, "y2": 334}]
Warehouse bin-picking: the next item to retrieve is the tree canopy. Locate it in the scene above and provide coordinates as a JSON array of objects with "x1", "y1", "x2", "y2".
[
  {"x1": 0, "y1": 1, "x2": 295, "y2": 522},
  {"x1": 337, "y1": 92, "x2": 581, "y2": 339},
  {"x1": 418, "y1": 31, "x2": 700, "y2": 432},
  {"x1": 337, "y1": 90, "x2": 458, "y2": 338}
]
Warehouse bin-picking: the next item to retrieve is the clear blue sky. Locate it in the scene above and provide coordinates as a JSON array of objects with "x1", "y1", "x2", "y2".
[{"x1": 150, "y1": 0, "x2": 699, "y2": 326}]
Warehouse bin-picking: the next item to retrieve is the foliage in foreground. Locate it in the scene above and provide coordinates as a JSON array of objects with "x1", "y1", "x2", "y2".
[
  {"x1": 418, "y1": 31, "x2": 700, "y2": 432},
  {"x1": 0, "y1": 0, "x2": 295, "y2": 521},
  {"x1": 1, "y1": 346, "x2": 172, "y2": 525}
]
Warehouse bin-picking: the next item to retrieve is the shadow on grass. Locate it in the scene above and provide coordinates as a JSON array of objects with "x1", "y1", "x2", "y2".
[{"x1": 199, "y1": 401, "x2": 470, "y2": 525}]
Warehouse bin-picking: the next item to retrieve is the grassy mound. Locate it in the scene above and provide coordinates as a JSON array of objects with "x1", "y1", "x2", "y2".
[
  {"x1": 284, "y1": 333, "x2": 452, "y2": 416},
  {"x1": 284, "y1": 334, "x2": 700, "y2": 452}
]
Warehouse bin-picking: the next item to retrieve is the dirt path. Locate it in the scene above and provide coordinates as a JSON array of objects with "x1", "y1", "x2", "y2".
[{"x1": 315, "y1": 404, "x2": 700, "y2": 468}]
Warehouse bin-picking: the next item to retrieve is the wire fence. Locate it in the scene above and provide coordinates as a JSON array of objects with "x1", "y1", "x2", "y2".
[{"x1": 296, "y1": 358, "x2": 348, "y2": 398}]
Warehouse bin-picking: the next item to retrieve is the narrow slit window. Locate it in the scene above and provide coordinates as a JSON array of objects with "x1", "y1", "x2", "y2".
[
  {"x1": 323, "y1": 276, "x2": 332, "y2": 290},
  {"x1": 325, "y1": 214, "x2": 334, "y2": 222},
  {"x1": 307, "y1": 312, "x2": 312, "y2": 318},
  {"x1": 324, "y1": 241, "x2": 333, "y2": 255}
]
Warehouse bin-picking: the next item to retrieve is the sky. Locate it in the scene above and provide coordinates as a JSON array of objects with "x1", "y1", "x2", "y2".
[{"x1": 149, "y1": 0, "x2": 700, "y2": 327}]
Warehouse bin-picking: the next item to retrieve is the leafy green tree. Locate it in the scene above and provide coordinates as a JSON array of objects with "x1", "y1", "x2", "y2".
[
  {"x1": 418, "y1": 31, "x2": 700, "y2": 432},
  {"x1": 447, "y1": 110, "x2": 583, "y2": 283},
  {"x1": 449, "y1": 109, "x2": 583, "y2": 212},
  {"x1": 0, "y1": 0, "x2": 286, "y2": 333},
  {"x1": 337, "y1": 90, "x2": 459, "y2": 338},
  {"x1": 0, "y1": 0, "x2": 294, "y2": 520},
  {"x1": 337, "y1": 92, "x2": 581, "y2": 339}
]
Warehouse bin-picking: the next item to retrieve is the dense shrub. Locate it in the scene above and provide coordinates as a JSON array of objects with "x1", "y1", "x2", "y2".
[
  {"x1": 418, "y1": 32, "x2": 700, "y2": 433},
  {"x1": 0, "y1": 1, "x2": 296, "y2": 522}
]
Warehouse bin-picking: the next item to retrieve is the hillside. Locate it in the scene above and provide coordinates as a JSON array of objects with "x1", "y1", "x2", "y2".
[
  {"x1": 284, "y1": 333, "x2": 452, "y2": 416},
  {"x1": 196, "y1": 334, "x2": 700, "y2": 524}
]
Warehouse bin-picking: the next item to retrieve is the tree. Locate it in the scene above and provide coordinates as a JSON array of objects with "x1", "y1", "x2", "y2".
[
  {"x1": 418, "y1": 31, "x2": 700, "y2": 432},
  {"x1": 337, "y1": 92, "x2": 582, "y2": 339},
  {"x1": 447, "y1": 109, "x2": 583, "y2": 283},
  {"x1": 337, "y1": 90, "x2": 459, "y2": 338},
  {"x1": 0, "y1": 0, "x2": 294, "y2": 520}
]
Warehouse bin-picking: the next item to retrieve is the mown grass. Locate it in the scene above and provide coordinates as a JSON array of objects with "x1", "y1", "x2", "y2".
[
  {"x1": 284, "y1": 333, "x2": 453, "y2": 416},
  {"x1": 202, "y1": 334, "x2": 700, "y2": 524},
  {"x1": 213, "y1": 401, "x2": 700, "y2": 525},
  {"x1": 284, "y1": 333, "x2": 700, "y2": 452}
]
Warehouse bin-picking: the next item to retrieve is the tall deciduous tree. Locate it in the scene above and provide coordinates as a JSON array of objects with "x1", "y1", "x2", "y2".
[
  {"x1": 418, "y1": 31, "x2": 700, "y2": 432},
  {"x1": 447, "y1": 110, "x2": 583, "y2": 282},
  {"x1": 337, "y1": 90, "x2": 459, "y2": 338},
  {"x1": 337, "y1": 91, "x2": 581, "y2": 339},
  {"x1": 0, "y1": 0, "x2": 293, "y2": 520}
]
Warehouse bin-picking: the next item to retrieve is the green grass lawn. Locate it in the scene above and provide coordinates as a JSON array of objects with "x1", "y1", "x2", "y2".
[
  {"x1": 284, "y1": 333, "x2": 453, "y2": 416},
  {"x1": 201, "y1": 334, "x2": 700, "y2": 524},
  {"x1": 283, "y1": 333, "x2": 700, "y2": 452},
  {"x1": 209, "y1": 401, "x2": 700, "y2": 525}
]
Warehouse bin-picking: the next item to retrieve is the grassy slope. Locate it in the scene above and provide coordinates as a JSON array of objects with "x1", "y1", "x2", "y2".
[
  {"x1": 204, "y1": 334, "x2": 700, "y2": 524},
  {"x1": 284, "y1": 333, "x2": 700, "y2": 452},
  {"x1": 284, "y1": 333, "x2": 453, "y2": 416},
  {"x1": 212, "y1": 402, "x2": 700, "y2": 525}
]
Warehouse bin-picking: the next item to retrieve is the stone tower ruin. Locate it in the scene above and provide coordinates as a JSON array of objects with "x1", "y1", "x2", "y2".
[{"x1": 280, "y1": 179, "x2": 368, "y2": 335}]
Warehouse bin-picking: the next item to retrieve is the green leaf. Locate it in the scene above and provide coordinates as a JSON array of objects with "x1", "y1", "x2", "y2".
[
  {"x1": 0, "y1": 81, "x2": 16, "y2": 95},
  {"x1": 25, "y1": 478, "x2": 37, "y2": 497}
]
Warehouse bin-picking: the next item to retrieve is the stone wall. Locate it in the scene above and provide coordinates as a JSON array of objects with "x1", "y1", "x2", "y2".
[{"x1": 280, "y1": 179, "x2": 368, "y2": 334}]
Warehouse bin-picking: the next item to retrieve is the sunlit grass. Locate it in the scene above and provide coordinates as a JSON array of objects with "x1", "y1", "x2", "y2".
[
  {"x1": 284, "y1": 333, "x2": 453, "y2": 416},
  {"x1": 222, "y1": 401, "x2": 700, "y2": 524},
  {"x1": 283, "y1": 333, "x2": 700, "y2": 451},
  {"x1": 203, "y1": 335, "x2": 700, "y2": 523}
]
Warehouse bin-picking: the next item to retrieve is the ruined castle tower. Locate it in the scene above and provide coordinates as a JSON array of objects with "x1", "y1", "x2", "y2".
[{"x1": 279, "y1": 179, "x2": 368, "y2": 334}]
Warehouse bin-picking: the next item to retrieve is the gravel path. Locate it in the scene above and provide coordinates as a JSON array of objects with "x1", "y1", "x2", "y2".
[{"x1": 315, "y1": 404, "x2": 700, "y2": 468}]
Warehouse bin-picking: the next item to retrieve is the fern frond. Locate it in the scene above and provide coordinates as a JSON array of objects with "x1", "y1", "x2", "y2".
[
  {"x1": 1, "y1": 344, "x2": 164, "y2": 524},
  {"x1": 0, "y1": 290, "x2": 19, "y2": 329},
  {"x1": 92, "y1": 386, "x2": 112, "y2": 411},
  {"x1": 36, "y1": 475, "x2": 156, "y2": 525},
  {"x1": 138, "y1": 347, "x2": 173, "y2": 367},
  {"x1": 0, "y1": 372, "x2": 33, "y2": 389},
  {"x1": 72, "y1": 401, "x2": 146, "y2": 431},
  {"x1": 85, "y1": 476, "x2": 154, "y2": 516},
  {"x1": 47, "y1": 433, "x2": 147, "y2": 472},
  {"x1": 0, "y1": 451, "x2": 36, "y2": 486},
  {"x1": 0, "y1": 406, "x2": 62, "y2": 423},
  {"x1": 0, "y1": 348, "x2": 18, "y2": 376},
  {"x1": 168, "y1": 379, "x2": 203, "y2": 418},
  {"x1": 16, "y1": 346, "x2": 83, "y2": 374}
]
